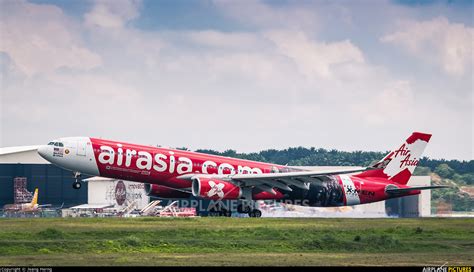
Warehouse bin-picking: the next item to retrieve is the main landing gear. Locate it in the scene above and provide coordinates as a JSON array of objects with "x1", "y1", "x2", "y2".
[
  {"x1": 72, "y1": 172, "x2": 82, "y2": 190},
  {"x1": 237, "y1": 203, "x2": 261, "y2": 217},
  {"x1": 208, "y1": 204, "x2": 232, "y2": 217},
  {"x1": 248, "y1": 209, "x2": 262, "y2": 218},
  {"x1": 208, "y1": 202, "x2": 262, "y2": 218}
]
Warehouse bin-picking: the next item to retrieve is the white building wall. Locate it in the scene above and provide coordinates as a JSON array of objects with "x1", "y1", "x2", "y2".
[
  {"x1": 411, "y1": 176, "x2": 431, "y2": 217},
  {"x1": 87, "y1": 178, "x2": 150, "y2": 209}
]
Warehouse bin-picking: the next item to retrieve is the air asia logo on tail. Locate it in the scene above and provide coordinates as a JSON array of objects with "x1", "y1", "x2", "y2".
[
  {"x1": 394, "y1": 144, "x2": 419, "y2": 168},
  {"x1": 356, "y1": 132, "x2": 431, "y2": 185},
  {"x1": 383, "y1": 138, "x2": 428, "y2": 179}
]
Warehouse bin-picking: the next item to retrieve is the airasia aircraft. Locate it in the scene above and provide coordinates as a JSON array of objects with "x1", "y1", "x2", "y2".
[{"x1": 37, "y1": 132, "x2": 448, "y2": 217}]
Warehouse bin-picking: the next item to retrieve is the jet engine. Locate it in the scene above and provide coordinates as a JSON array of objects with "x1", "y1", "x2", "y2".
[
  {"x1": 192, "y1": 177, "x2": 242, "y2": 200},
  {"x1": 144, "y1": 184, "x2": 190, "y2": 199}
]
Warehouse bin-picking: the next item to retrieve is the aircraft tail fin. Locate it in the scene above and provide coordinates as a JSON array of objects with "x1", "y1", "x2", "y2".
[
  {"x1": 31, "y1": 188, "x2": 38, "y2": 206},
  {"x1": 355, "y1": 132, "x2": 432, "y2": 185}
]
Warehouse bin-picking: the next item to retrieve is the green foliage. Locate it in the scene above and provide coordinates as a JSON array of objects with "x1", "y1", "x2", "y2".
[
  {"x1": 38, "y1": 228, "x2": 64, "y2": 239},
  {"x1": 0, "y1": 218, "x2": 472, "y2": 266},
  {"x1": 370, "y1": 234, "x2": 400, "y2": 249},
  {"x1": 420, "y1": 158, "x2": 474, "y2": 175},
  {"x1": 464, "y1": 174, "x2": 474, "y2": 185},
  {"x1": 432, "y1": 187, "x2": 474, "y2": 212},
  {"x1": 37, "y1": 248, "x2": 52, "y2": 254},
  {"x1": 413, "y1": 166, "x2": 431, "y2": 176},
  {"x1": 121, "y1": 235, "x2": 143, "y2": 247},
  {"x1": 452, "y1": 174, "x2": 466, "y2": 185},
  {"x1": 435, "y1": 163, "x2": 455, "y2": 179},
  {"x1": 446, "y1": 173, "x2": 474, "y2": 186}
]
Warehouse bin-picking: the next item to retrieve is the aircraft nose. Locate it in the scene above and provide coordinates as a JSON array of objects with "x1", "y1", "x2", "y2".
[{"x1": 37, "y1": 145, "x2": 49, "y2": 159}]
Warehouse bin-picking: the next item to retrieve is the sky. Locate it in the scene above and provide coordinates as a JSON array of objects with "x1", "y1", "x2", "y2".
[{"x1": 0, "y1": 0, "x2": 472, "y2": 160}]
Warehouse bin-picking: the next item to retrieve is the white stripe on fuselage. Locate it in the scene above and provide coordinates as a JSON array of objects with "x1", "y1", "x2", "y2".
[{"x1": 340, "y1": 175, "x2": 360, "y2": 205}]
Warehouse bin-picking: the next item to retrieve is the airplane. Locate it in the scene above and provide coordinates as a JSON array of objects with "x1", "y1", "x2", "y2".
[
  {"x1": 37, "y1": 132, "x2": 449, "y2": 217},
  {"x1": 3, "y1": 188, "x2": 52, "y2": 211}
]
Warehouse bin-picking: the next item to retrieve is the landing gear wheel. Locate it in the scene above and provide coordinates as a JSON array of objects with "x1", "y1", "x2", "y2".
[
  {"x1": 72, "y1": 181, "x2": 81, "y2": 190},
  {"x1": 237, "y1": 204, "x2": 251, "y2": 214},
  {"x1": 248, "y1": 209, "x2": 262, "y2": 218},
  {"x1": 208, "y1": 205, "x2": 220, "y2": 217},
  {"x1": 221, "y1": 209, "x2": 232, "y2": 217},
  {"x1": 72, "y1": 172, "x2": 82, "y2": 190}
]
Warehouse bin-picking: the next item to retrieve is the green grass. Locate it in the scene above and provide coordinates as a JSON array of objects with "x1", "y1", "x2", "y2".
[{"x1": 0, "y1": 217, "x2": 472, "y2": 266}]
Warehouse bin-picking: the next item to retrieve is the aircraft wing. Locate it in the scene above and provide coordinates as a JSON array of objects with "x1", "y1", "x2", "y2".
[
  {"x1": 178, "y1": 167, "x2": 367, "y2": 194},
  {"x1": 231, "y1": 167, "x2": 367, "y2": 193}
]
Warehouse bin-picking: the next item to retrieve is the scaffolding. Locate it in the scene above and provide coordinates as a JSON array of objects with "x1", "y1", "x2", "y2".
[
  {"x1": 118, "y1": 199, "x2": 138, "y2": 217},
  {"x1": 159, "y1": 201, "x2": 196, "y2": 217},
  {"x1": 13, "y1": 177, "x2": 33, "y2": 204},
  {"x1": 140, "y1": 200, "x2": 161, "y2": 216}
]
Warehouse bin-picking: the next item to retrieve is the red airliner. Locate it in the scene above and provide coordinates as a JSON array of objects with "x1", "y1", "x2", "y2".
[{"x1": 37, "y1": 132, "x2": 448, "y2": 217}]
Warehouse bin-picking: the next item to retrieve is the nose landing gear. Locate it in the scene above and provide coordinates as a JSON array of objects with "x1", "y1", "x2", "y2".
[
  {"x1": 72, "y1": 181, "x2": 82, "y2": 189},
  {"x1": 72, "y1": 172, "x2": 82, "y2": 190}
]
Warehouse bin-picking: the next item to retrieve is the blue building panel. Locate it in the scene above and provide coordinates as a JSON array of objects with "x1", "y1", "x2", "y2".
[{"x1": 0, "y1": 164, "x2": 88, "y2": 207}]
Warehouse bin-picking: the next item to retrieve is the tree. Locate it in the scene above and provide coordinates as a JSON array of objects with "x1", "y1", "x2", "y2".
[
  {"x1": 461, "y1": 173, "x2": 474, "y2": 185},
  {"x1": 413, "y1": 166, "x2": 431, "y2": 176},
  {"x1": 434, "y1": 163, "x2": 455, "y2": 179}
]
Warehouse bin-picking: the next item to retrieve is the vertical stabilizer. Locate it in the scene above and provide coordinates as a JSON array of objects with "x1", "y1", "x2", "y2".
[
  {"x1": 355, "y1": 132, "x2": 431, "y2": 185},
  {"x1": 31, "y1": 188, "x2": 38, "y2": 206}
]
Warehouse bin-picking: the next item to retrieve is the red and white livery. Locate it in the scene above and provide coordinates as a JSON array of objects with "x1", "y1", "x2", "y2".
[{"x1": 37, "y1": 132, "x2": 448, "y2": 217}]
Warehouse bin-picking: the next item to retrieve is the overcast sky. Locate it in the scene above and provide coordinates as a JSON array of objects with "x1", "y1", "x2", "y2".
[{"x1": 0, "y1": 0, "x2": 472, "y2": 160}]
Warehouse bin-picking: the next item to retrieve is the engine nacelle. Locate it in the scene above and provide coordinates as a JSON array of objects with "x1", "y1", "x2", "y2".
[
  {"x1": 192, "y1": 178, "x2": 242, "y2": 200},
  {"x1": 144, "y1": 184, "x2": 190, "y2": 199}
]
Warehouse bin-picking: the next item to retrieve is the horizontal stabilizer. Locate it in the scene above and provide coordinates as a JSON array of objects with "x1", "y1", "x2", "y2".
[{"x1": 386, "y1": 185, "x2": 451, "y2": 195}]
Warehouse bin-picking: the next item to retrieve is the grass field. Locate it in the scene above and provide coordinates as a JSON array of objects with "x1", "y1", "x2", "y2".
[{"x1": 0, "y1": 217, "x2": 472, "y2": 266}]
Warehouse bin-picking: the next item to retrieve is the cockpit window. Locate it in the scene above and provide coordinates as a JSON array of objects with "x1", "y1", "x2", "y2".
[
  {"x1": 48, "y1": 141, "x2": 63, "y2": 146},
  {"x1": 48, "y1": 141, "x2": 64, "y2": 147}
]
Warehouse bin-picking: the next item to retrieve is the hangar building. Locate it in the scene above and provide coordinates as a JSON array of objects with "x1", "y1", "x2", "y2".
[{"x1": 0, "y1": 146, "x2": 88, "y2": 207}]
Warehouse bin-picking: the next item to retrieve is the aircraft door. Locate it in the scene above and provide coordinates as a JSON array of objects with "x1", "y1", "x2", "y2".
[{"x1": 77, "y1": 141, "x2": 87, "y2": 156}]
